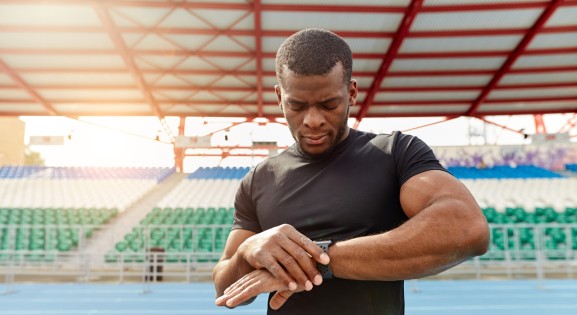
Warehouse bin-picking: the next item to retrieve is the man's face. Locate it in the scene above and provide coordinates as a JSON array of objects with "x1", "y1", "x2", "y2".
[{"x1": 275, "y1": 63, "x2": 358, "y2": 157}]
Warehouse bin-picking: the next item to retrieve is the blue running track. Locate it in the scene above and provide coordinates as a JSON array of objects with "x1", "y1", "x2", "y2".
[{"x1": 1, "y1": 280, "x2": 576, "y2": 314}]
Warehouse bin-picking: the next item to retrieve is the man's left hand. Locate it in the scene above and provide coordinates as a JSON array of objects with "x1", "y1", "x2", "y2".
[{"x1": 215, "y1": 269, "x2": 304, "y2": 310}]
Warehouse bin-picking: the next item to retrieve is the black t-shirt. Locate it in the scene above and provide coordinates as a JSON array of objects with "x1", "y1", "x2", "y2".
[{"x1": 232, "y1": 129, "x2": 446, "y2": 315}]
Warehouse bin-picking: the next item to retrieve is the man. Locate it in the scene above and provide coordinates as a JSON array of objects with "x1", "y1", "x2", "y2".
[{"x1": 213, "y1": 28, "x2": 490, "y2": 314}]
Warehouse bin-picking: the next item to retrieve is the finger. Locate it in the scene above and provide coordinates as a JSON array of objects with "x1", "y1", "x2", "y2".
[
  {"x1": 279, "y1": 225, "x2": 329, "y2": 265},
  {"x1": 225, "y1": 281, "x2": 262, "y2": 308},
  {"x1": 294, "y1": 233, "x2": 330, "y2": 265},
  {"x1": 273, "y1": 246, "x2": 312, "y2": 289},
  {"x1": 263, "y1": 259, "x2": 298, "y2": 291},
  {"x1": 224, "y1": 273, "x2": 251, "y2": 295},
  {"x1": 217, "y1": 274, "x2": 260, "y2": 307},
  {"x1": 225, "y1": 273, "x2": 287, "y2": 308},
  {"x1": 269, "y1": 290, "x2": 294, "y2": 310},
  {"x1": 279, "y1": 238, "x2": 323, "y2": 286}
]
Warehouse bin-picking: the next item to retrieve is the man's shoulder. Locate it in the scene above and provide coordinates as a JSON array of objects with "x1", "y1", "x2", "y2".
[
  {"x1": 249, "y1": 145, "x2": 297, "y2": 175},
  {"x1": 353, "y1": 130, "x2": 406, "y2": 152},
  {"x1": 352, "y1": 129, "x2": 407, "y2": 142}
]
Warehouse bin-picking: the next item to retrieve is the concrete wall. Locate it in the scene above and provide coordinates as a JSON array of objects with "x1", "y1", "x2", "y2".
[{"x1": 0, "y1": 117, "x2": 25, "y2": 165}]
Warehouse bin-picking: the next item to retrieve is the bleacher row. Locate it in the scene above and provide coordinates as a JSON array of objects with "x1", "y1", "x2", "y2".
[
  {"x1": 0, "y1": 208, "x2": 118, "y2": 261},
  {"x1": 1, "y1": 165, "x2": 577, "y2": 264},
  {"x1": 105, "y1": 207, "x2": 234, "y2": 263}
]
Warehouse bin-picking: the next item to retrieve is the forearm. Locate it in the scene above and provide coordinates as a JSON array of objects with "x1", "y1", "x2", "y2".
[{"x1": 329, "y1": 200, "x2": 489, "y2": 281}]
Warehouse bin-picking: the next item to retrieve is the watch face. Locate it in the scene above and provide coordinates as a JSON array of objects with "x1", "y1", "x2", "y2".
[{"x1": 314, "y1": 240, "x2": 332, "y2": 248}]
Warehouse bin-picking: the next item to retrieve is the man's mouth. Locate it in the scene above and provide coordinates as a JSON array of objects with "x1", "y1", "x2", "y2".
[{"x1": 303, "y1": 134, "x2": 328, "y2": 145}]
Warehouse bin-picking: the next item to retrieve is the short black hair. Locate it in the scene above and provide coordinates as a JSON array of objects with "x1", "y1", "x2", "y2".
[{"x1": 275, "y1": 28, "x2": 352, "y2": 85}]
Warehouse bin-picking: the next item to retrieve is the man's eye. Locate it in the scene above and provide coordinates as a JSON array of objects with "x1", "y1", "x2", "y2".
[
  {"x1": 287, "y1": 103, "x2": 305, "y2": 111},
  {"x1": 323, "y1": 102, "x2": 338, "y2": 110}
]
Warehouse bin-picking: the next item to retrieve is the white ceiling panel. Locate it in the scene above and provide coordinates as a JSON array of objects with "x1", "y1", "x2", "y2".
[
  {"x1": 353, "y1": 59, "x2": 386, "y2": 72},
  {"x1": 478, "y1": 101, "x2": 577, "y2": 113},
  {"x1": 0, "y1": 74, "x2": 14, "y2": 85},
  {"x1": 355, "y1": 77, "x2": 376, "y2": 89},
  {"x1": 412, "y1": 9, "x2": 542, "y2": 31},
  {"x1": 528, "y1": 32, "x2": 577, "y2": 49},
  {"x1": 367, "y1": 104, "x2": 470, "y2": 114},
  {"x1": 500, "y1": 72, "x2": 577, "y2": 85},
  {"x1": 343, "y1": 38, "x2": 392, "y2": 54},
  {"x1": 157, "y1": 9, "x2": 219, "y2": 29},
  {"x1": 55, "y1": 104, "x2": 152, "y2": 115},
  {"x1": 0, "y1": 104, "x2": 47, "y2": 114},
  {"x1": 0, "y1": 88, "x2": 34, "y2": 99},
  {"x1": 400, "y1": 35, "x2": 522, "y2": 53},
  {"x1": 111, "y1": 7, "x2": 173, "y2": 27},
  {"x1": 513, "y1": 54, "x2": 577, "y2": 69},
  {"x1": 182, "y1": 9, "x2": 254, "y2": 30},
  {"x1": 424, "y1": 0, "x2": 545, "y2": 5},
  {"x1": 262, "y1": 0, "x2": 411, "y2": 5},
  {"x1": 202, "y1": 36, "x2": 255, "y2": 52},
  {"x1": 391, "y1": 57, "x2": 506, "y2": 71},
  {"x1": 545, "y1": 6, "x2": 577, "y2": 27},
  {"x1": 375, "y1": 91, "x2": 479, "y2": 101},
  {"x1": 262, "y1": 12, "x2": 404, "y2": 32},
  {"x1": 1, "y1": 55, "x2": 126, "y2": 69},
  {"x1": 488, "y1": 87, "x2": 577, "y2": 99},
  {"x1": 21, "y1": 73, "x2": 136, "y2": 86},
  {"x1": 0, "y1": 33, "x2": 113, "y2": 50},
  {"x1": 38, "y1": 89, "x2": 143, "y2": 100},
  {"x1": 0, "y1": 5, "x2": 101, "y2": 26},
  {"x1": 382, "y1": 75, "x2": 491, "y2": 87}
]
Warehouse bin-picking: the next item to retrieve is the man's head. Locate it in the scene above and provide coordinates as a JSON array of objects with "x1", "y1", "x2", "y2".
[
  {"x1": 275, "y1": 28, "x2": 353, "y2": 86},
  {"x1": 275, "y1": 29, "x2": 357, "y2": 158}
]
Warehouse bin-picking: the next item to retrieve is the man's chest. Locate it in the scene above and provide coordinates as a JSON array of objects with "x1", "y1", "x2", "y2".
[{"x1": 252, "y1": 162, "x2": 405, "y2": 240}]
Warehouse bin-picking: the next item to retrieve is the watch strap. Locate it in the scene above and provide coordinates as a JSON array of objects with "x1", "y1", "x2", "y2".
[{"x1": 314, "y1": 240, "x2": 334, "y2": 280}]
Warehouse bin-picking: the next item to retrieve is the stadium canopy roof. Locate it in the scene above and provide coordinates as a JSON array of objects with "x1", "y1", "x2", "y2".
[{"x1": 1, "y1": 0, "x2": 577, "y2": 124}]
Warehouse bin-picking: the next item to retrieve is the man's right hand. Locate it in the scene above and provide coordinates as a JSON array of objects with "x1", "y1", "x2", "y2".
[{"x1": 237, "y1": 224, "x2": 330, "y2": 290}]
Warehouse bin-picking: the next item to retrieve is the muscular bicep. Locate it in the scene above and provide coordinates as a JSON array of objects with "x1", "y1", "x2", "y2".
[
  {"x1": 400, "y1": 170, "x2": 479, "y2": 218},
  {"x1": 220, "y1": 229, "x2": 256, "y2": 261}
]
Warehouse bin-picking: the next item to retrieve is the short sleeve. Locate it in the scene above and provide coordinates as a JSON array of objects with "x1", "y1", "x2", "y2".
[
  {"x1": 232, "y1": 167, "x2": 262, "y2": 233},
  {"x1": 392, "y1": 131, "x2": 448, "y2": 186}
]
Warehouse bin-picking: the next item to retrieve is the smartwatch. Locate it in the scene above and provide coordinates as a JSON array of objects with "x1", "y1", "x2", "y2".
[{"x1": 313, "y1": 240, "x2": 334, "y2": 279}]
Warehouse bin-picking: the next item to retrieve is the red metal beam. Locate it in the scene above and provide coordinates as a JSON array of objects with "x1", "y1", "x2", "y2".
[
  {"x1": 0, "y1": 58, "x2": 60, "y2": 115},
  {"x1": 559, "y1": 113, "x2": 577, "y2": 133},
  {"x1": 0, "y1": 106, "x2": 575, "y2": 119},
  {"x1": 465, "y1": 0, "x2": 564, "y2": 116},
  {"x1": 8, "y1": 0, "x2": 568, "y2": 11},
  {"x1": 473, "y1": 116, "x2": 528, "y2": 136},
  {"x1": 12, "y1": 65, "x2": 577, "y2": 77},
  {"x1": 400, "y1": 116, "x2": 460, "y2": 133},
  {"x1": 2, "y1": 46, "x2": 576, "y2": 59},
  {"x1": 471, "y1": 108, "x2": 577, "y2": 116},
  {"x1": 7, "y1": 0, "x2": 577, "y2": 12},
  {"x1": 6, "y1": 81, "x2": 577, "y2": 92},
  {"x1": 2, "y1": 95, "x2": 575, "y2": 107},
  {"x1": 354, "y1": 0, "x2": 423, "y2": 128},
  {"x1": 253, "y1": 0, "x2": 264, "y2": 117},
  {"x1": 94, "y1": 5, "x2": 162, "y2": 117},
  {"x1": 533, "y1": 114, "x2": 547, "y2": 134},
  {"x1": 5, "y1": 24, "x2": 577, "y2": 39}
]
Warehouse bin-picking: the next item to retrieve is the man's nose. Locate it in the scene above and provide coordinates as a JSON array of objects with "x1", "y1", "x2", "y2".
[{"x1": 303, "y1": 107, "x2": 325, "y2": 129}]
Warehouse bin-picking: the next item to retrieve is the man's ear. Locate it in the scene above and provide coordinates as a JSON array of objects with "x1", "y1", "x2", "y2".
[
  {"x1": 348, "y1": 79, "x2": 358, "y2": 106},
  {"x1": 275, "y1": 85, "x2": 283, "y2": 110}
]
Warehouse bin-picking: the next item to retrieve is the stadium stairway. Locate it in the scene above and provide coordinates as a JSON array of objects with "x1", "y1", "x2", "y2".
[{"x1": 82, "y1": 172, "x2": 188, "y2": 262}]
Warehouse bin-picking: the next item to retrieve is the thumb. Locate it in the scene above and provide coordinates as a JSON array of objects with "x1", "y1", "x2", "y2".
[{"x1": 269, "y1": 290, "x2": 294, "y2": 310}]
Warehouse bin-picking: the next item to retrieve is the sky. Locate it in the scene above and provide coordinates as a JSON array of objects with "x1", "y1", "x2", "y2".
[{"x1": 19, "y1": 113, "x2": 575, "y2": 173}]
